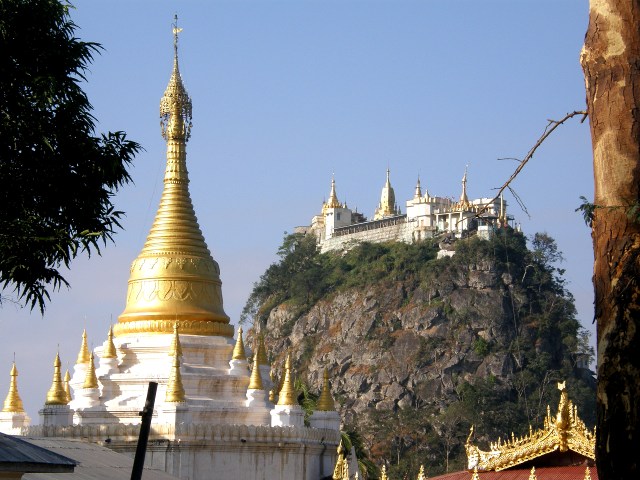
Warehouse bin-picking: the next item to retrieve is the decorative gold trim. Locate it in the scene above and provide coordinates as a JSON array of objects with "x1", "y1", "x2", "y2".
[{"x1": 113, "y1": 320, "x2": 233, "y2": 337}]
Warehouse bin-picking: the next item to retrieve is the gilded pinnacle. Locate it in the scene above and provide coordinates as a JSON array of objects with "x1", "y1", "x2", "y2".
[
  {"x1": 2, "y1": 362, "x2": 25, "y2": 413},
  {"x1": 169, "y1": 323, "x2": 183, "y2": 358},
  {"x1": 103, "y1": 325, "x2": 117, "y2": 359},
  {"x1": 45, "y1": 353, "x2": 68, "y2": 405},
  {"x1": 417, "y1": 464, "x2": 427, "y2": 480},
  {"x1": 257, "y1": 334, "x2": 269, "y2": 366},
  {"x1": 64, "y1": 370, "x2": 72, "y2": 403},
  {"x1": 316, "y1": 368, "x2": 335, "y2": 411},
  {"x1": 76, "y1": 329, "x2": 90, "y2": 365},
  {"x1": 83, "y1": 353, "x2": 99, "y2": 389},
  {"x1": 528, "y1": 466, "x2": 537, "y2": 480},
  {"x1": 326, "y1": 176, "x2": 341, "y2": 209},
  {"x1": 248, "y1": 349, "x2": 263, "y2": 390},
  {"x1": 277, "y1": 355, "x2": 297, "y2": 406},
  {"x1": 380, "y1": 465, "x2": 388, "y2": 480},
  {"x1": 166, "y1": 350, "x2": 186, "y2": 403},
  {"x1": 232, "y1": 326, "x2": 246, "y2": 360}
]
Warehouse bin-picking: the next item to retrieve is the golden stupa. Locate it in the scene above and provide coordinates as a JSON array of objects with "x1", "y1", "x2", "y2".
[{"x1": 115, "y1": 17, "x2": 231, "y2": 337}]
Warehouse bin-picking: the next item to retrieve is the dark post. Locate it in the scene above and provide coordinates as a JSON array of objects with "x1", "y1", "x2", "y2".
[{"x1": 131, "y1": 381, "x2": 158, "y2": 480}]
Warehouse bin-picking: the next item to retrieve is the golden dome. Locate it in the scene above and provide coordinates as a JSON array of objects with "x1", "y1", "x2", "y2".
[
  {"x1": 76, "y1": 329, "x2": 90, "y2": 365},
  {"x1": 276, "y1": 355, "x2": 297, "y2": 406},
  {"x1": 248, "y1": 349, "x2": 263, "y2": 390},
  {"x1": 316, "y1": 368, "x2": 335, "y2": 411},
  {"x1": 102, "y1": 326, "x2": 117, "y2": 359},
  {"x1": 116, "y1": 18, "x2": 231, "y2": 338},
  {"x1": 165, "y1": 349, "x2": 186, "y2": 403},
  {"x1": 2, "y1": 362, "x2": 25, "y2": 413},
  {"x1": 45, "y1": 352, "x2": 68, "y2": 405},
  {"x1": 83, "y1": 353, "x2": 98, "y2": 389},
  {"x1": 232, "y1": 326, "x2": 246, "y2": 360}
]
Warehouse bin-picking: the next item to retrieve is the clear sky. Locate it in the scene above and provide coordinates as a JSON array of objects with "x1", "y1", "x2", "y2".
[{"x1": 0, "y1": 0, "x2": 594, "y2": 421}]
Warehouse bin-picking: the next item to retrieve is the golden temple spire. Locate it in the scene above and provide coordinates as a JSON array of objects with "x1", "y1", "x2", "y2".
[
  {"x1": 83, "y1": 353, "x2": 99, "y2": 389},
  {"x1": 63, "y1": 370, "x2": 72, "y2": 403},
  {"x1": 417, "y1": 464, "x2": 427, "y2": 480},
  {"x1": 2, "y1": 362, "x2": 25, "y2": 413},
  {"x1": 102, "y1": 325, "x2": 117, "y2": 359},
  {"x1": 269, "y1": 370, "x2": 277, "y2": 403},
  {"x1": 374, "y1": 168, "x2": 398, "y2": 220},
  {"x1": 257, "y1": 333, "x2": 269, "y2": 366},
  {"x1": 45, "y1": 352, "x2": 68, "y2": 405},
  {"x1": 470, "y1": 466, "x2": 480, "y2": 480},
  {"x1": 414, "y1": 177, "x2": 422, "y2": 199},
  {"x1": 169, "y1": 323, "x2": 183, "y2": 358},
  {"x1": 380, "y1": 465, "x2": 388, "y2": 480},
  {"x1": 116, "y1": 16, "x2": 231, "y2": 338},
  {"x1": 316, "y1": 368, "x2": 336, "y2": 411},
  {"x1": 276, "y1": 354, "x2": 297, "y2": 406},
  {"x1": 459, "y1": 166, "x2": 469, "y2": 206},
  {"x1": 583, "y1": 467, "x2": 592, "y2": 480},
  {"x1": 232, "y1": 326, "x2": 246, "y2": 360},
  {"x1": 325, "y1": 175, "x2": 341, "y2": 210},
  {"x1": 528, "y1": 466, "x2": 537, "y2": 480},
  {"x1": 332, "y1": 440, "x2": 346, "y2": 480},
  {"x1": 76, "y1": 329, "x2": 90, "y2": 365},
  {"x1": 166, "y1": 349, "x2": 186, "y2": 403},
  {"x1": 248, "y1": 349, "x2": 264, "y2": 390}
]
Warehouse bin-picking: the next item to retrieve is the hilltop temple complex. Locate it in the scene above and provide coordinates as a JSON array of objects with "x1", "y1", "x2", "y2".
[
  {"x1": 299, "y1": 169, "x2": 515, "y2": 254},
  {"x1": 0, "y1": 22, "x2": 340, "y2": 480}
]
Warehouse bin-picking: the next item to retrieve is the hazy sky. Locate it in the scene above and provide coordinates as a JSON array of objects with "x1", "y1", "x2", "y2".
[{"x1": 0, "y1": 1, "x2": 594, "y2": 420}]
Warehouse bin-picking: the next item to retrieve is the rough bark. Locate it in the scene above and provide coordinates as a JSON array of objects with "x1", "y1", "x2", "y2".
[{"x1": 581, "y1": 1, "x2": 640, "y2": 478}]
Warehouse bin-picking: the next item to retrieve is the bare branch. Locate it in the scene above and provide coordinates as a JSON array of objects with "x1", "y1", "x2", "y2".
[{"x1": 475, "y1": 110, "x2": 588, "y2": 219}]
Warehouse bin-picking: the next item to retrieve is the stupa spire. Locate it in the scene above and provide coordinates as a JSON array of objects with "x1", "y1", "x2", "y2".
[
  {"x1": 166, "y1": 349, "x2": 186, "y2": 403},
  {"x1": 232, "y1": 326, "x2": 246, "y2": 360},
  {"x1": 374, "y1": 168, "x2": 398, "y2": 219},
  {"x1": 459, "y1": 165, "x2": 469, "y2": 205},
  {"x1": 169, "y1": 323, "x2": 183, "y2": 358},
  {"x1": 45, "y1": 352, "x2": 68, "y2": 405},
  {"x1": 326, "y1": 175, "x2": 341, "y2": 209},
  {"x1": 277, "y1": 355, "x2": 297, "y2": 406},
  {"x1": 248, "y1": 348, "x2": 264, "y2": 390},
  {"x1": 414, "y1": 177, "x2": 422, "y2": 199},
  {"x1": 76, "y1": 329, "x2": 90, "y2": 365},
  {"x1": 102, "y1": 326, "x2": 117, "y2": 359},
  {"x1": 316, "y1": 368, "x2": 336, "y2": 411},
  {"x1": 63, "y1": 370, "x2": 72, "y2": 403},
  {"x1": 83, "y1": 353, "x2": 98, "y2": 389},
  {"x1": 257, "y1": 333, "x2": 269, "y2": 366},
  {"x1": 2, "y1": 362, "x2": 25, "y2": 413},
  {"x1": 116, "y1": 16, "x2": 231, "y2": 338}
]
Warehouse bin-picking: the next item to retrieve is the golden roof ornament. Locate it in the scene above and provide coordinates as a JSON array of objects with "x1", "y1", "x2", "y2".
[
  {"x1": 455, "y1": 166, "x2": 471, "y2": 211},
  {"x1": 169, "y1": 323, "x2": 183, "y2": 357},
  {"x1": 102, "y1": 325, "x2": 117, "y2": 359},
  {"x1": 470, "y1": 466, "x2": 480, "y2": 480},
  {"x1": 257, "y1": 333, "x2": 269, "y2": 366},
  {"x1": 277, "y1": 354, "x2": 297, "y2": 406},
  {"x1": 374, "y1": 169, "x2": 398, "y2": 220},
  {"x1": 332, "y1": 440, "x2": 346, "y2": 480},
  {"x1": 116, "y1": 16, "x2": 231, "y2": 338},
  {"x1": 248, "y1": 349, "x2": 264, "y2": 390},
  {"x1": 76, "y1": 329, "x2": 90, "y2": 365},
  {"x1": 63, "y1": 370, "x2": 72, "y2": 403},
  {"x1": 583, "y1": 466, "x2": 592, "y2": 480},
  {"x1": 465, "y1": 381, "x2": 595, "y2": 472},
  {"x1": 316, "y1": 368, "x2": 336, "y2": 411},
  {"x1": 2, "y1": 362, "x2": 25, "y2": 413},
  {"x1": 323, "y1": 175, "x2": 341, "y2": 212},
  {"x1": 45, "y1": 352, "x2": 68, "y2": 405},
  {"x1": 417, "y1": 464, "x2": 427, "y2": 480},
  {"x1": 380, "y1": 465, "x2": 388, "y2": 480},
  {"x1": 528, "y1": 466, "x2": 537, "y2": 480},
  {"x1": 166, "y1": 348, "x2": 186, "y2": 403},
  {"x1": 83, "y1": 353, "x2": 99, "y2": 389},
  {"x1": 232, "y1": 326, "x2": 246, "y2": 360}
]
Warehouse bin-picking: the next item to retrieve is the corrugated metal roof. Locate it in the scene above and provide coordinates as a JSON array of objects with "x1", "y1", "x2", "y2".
[
  {"x1": 0, "y1": 433, "x2": 76, "y2": 473},
  {"x1": 20, "y1": 437, "x2": 180, "y2": 480},
  {"x1": 430, "y1": 466, "x2": 598, "y2": 480}
]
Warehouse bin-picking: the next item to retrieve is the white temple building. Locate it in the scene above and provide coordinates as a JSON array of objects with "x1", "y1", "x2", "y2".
[{"x1": 1, "y1": 21, "x2": 340, "y2": 480}]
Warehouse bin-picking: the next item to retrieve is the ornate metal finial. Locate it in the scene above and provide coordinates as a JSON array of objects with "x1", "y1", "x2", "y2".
[
  {"x1": 169, "y1": 322, "x2": 183, "y2": 358},
  {"x1": 83, "y1": 353, "x2": 99, "y2": 389},
  {"x1": 232, "y1": 326, "x2": 246, "y2": 360},
  {"x1": 76, "y1": 329, "x2": 90, "y2": 365},
  {"x1": 166, "y1": 348, "x2": 186, "y2": 403},
  {"x1": 2, "y1": 362, "x2": 25, "y2": 413},
  {"x1": 63, "y1": 370, "x2": 72, "y2": 403},
  {"x1": 46, "y1": 352, "x2": 68, "y2": 405},
  {"x1": 316, "y1": 368, "x2": 336, "y2": 411},
  {"x1": 102, "y1": 325, "x2": 117, "y2": 359},
  {"x1": 277, "y1": 354, "x2": 297, "y2": 406},
  {"x1": 160, "y1": 15, "x2": 192, "y2": 142},
  {"x1": 248, "y1": 348, "x2": 263, "y2": 390}
]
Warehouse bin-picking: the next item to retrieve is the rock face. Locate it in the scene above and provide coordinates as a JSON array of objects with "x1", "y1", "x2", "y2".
[{"x1": 248, "y1": 232, "x2": 595, "y2": 475}]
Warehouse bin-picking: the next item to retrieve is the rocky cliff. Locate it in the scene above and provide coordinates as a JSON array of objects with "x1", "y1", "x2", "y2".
[{"x1": 244, "y1": 229, "x2": 595, "y2": 477}]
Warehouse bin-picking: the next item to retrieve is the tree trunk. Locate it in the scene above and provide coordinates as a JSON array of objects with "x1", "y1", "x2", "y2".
[{"x1": 581, "y1": 1, "x2": 640, "y2": 478}]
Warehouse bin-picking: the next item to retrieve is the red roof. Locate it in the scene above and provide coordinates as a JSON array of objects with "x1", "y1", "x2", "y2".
[{"x1": 430, "y1": 466, "x2": 598, "y2": 480}]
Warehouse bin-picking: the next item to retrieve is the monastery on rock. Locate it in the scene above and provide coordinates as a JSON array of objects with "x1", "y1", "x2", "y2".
[
  {"x1": 0, "y1": 23, "x2": 340, "y2": 480},
  {"x1": 299, "y1": 169, "x2": 515, "y2": 254}
]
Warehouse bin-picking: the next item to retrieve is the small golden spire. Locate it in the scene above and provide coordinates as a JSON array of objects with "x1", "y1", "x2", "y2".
[
  {"x1": 46, "y1": 352, "x2": 68, "y2": 405},
  {"x1": 257, "y1": 333, "x2": 269, "y2": 366},
  {"x1": 269, "y1": 370, "x2": 277, "y2": 403},
  {"x1": 83, "y1": 353, "x2": 99, "y2": 389},
  {"x1": 102, "y1": 325, "x2": 117, "y2": 359},
  {"x1": 380, "y1": 465, "x2": 388, "y2": 480},
  {"x1": 63, "y1": 370, "x2": 72, "y2": 403},
  {"x1": 417, "y1": 464, "x2": 427, "y2": 480},
  {"x1": 248, "y1": 349, "x2": 264, "y2": 390},
  {"x1": 325, "y1": 175, "x2": 341, "y2": 209},
  {"x1": 332, "y1": 440, "x2": 345, "y2": 480},
  {"x1": 414, "y1": 177, "x2": 422, "y2": 199},
  {"x1": 165, "y1": 349, "x2": 186, "y2": 403},
  {"x1": 232, "y1": 326, "x2": 246, "y2": 360},
  {"x1": 458, "y1": 165, "x2": 470, "y2": 208},
  {"x1": 276, "y1": 355, "x2": 297, "y2": 406},
  {"x1": 316, "y1": 368, "x2": 336, "y2": 411},
  {"x1": 76, "y1": 329, "x2": 90, "y2": 365},
  {"x1": 528, "y1": 466, "x2": 537, "y2": 480},
  {"x1": 583, "y1": 466, "x2": 592, "y2": 480},
  {"x1": 374, "y1": 168, "x2": 398, "y2": 220},
  {"x1": 2, "y1": 362, "x2": 25, "y2": 413},
  {"x1": 169, "y1": 322, "x2": 183, "y2": 357}
]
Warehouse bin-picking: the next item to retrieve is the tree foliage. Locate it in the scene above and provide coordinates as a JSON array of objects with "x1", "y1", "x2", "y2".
[{"x1": 0, "y1": 0, "x2": 141, "y2": 311}]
